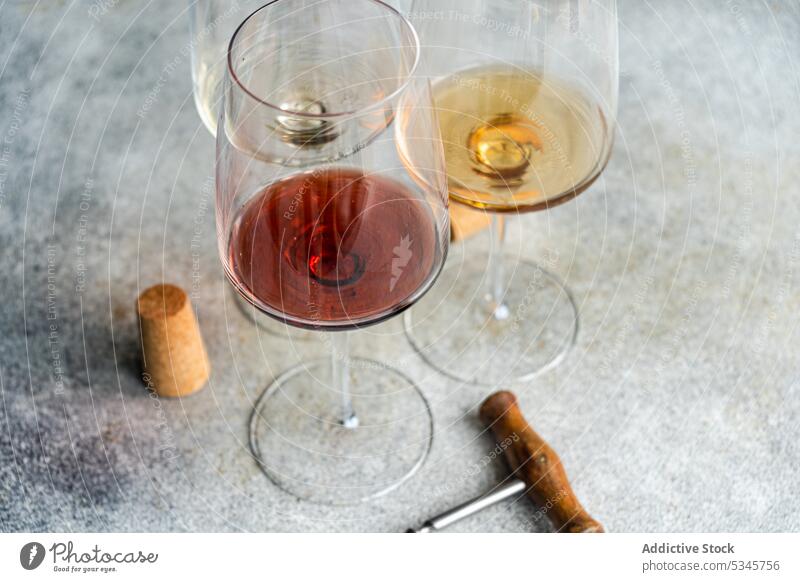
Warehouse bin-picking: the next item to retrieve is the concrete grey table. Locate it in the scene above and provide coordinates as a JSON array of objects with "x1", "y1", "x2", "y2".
[{"x1": 1, "y1": 1, "x2": 799, "y2": 532}]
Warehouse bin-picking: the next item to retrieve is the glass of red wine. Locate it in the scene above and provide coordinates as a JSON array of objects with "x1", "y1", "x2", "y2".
[{"x1": 216, "y1": 0, "x2": 449, "y2": 504}]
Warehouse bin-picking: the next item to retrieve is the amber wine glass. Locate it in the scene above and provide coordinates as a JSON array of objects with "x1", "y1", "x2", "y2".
[
  {"x1": 404, "y1": 0, "x2": 618, "y2": 385},
  {"x1": 216, "y1": 0, "x2": 449, "y2": 504}
]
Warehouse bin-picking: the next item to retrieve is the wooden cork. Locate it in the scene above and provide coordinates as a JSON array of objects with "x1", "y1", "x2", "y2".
[
  {"x1": 136, "y1": 284, "x2": 210, "y2": 398},
  {"x1": 449, "y1": 202, "x2": 491, "y2": 242}
]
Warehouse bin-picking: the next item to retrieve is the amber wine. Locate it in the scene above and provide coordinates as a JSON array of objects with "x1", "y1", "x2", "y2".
[{"x1": 433, "y1": 65, "x2": 610, "y2": 211}]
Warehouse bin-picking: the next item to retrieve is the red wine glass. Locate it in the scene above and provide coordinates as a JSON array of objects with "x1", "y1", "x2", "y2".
[{"x1": 216, "y1": 0, "x2": 449, "y2": 504}]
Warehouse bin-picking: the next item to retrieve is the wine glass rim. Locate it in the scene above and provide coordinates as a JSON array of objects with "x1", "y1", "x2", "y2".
[{"x1": 227, "y1": 0, "x2": 420, "y2": 120}]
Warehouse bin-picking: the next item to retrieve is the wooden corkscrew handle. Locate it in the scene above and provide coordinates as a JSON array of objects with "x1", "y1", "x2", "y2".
[{"x1": 479, "y1": 391, "x2": 604, "y2": 533}]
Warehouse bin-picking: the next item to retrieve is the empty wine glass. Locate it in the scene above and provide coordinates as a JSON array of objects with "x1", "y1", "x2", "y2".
[
  {"x1": 215, "y1": 0, "x2": 449, "y2": 504},
  {"x1": 404, "y1": 0, "x2": 618, "y2": 385}
]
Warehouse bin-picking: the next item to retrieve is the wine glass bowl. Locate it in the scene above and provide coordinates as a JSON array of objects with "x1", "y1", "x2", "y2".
[
  {"x1": 434, "y1": 64, "x2": 613, "y2": 213},
  {"x1": 218, "y1": 0, "x2": 447, "y2": 332},
  {"x1": 225, "y1": 166, "x2": 444, "y2": 330}
]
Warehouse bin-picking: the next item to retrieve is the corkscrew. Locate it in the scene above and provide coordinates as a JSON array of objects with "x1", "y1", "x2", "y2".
[{"x1": 408, "y1": 391, "x2": 603, "y2": 533}]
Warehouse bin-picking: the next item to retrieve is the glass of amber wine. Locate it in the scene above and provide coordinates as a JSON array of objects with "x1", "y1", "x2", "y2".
[{"x1": 404, "y1": 0, "x2": 618, "y2": 385}]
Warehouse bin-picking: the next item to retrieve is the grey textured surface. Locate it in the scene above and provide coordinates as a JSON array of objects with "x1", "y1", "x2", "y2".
[{"x1": 1, "y1": 0, "x2": 799, "y2": 532}]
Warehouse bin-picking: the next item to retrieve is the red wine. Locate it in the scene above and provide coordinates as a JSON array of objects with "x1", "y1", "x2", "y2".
[{"x1": 228, "y1": 168, "x2": 441, "y2": 328}]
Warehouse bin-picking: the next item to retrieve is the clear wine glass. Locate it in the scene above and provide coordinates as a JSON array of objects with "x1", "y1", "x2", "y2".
[
  {"x1": 215, "y1": 0, "x2": 449, "y2": 504},
  {"x1": 403, "y1": 0, "x2": 618, "y2": 385}
]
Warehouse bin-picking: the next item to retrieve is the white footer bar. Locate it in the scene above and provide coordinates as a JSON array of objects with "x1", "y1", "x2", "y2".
[{"x1": 1, "y1": 533, "x2": 798, "y2": 581}]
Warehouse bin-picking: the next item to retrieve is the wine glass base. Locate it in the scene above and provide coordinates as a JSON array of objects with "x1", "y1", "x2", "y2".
[
  {"x1": 249, "y1": 358, "x2": 433, "y2": 505},
  {"x1": 403, "y1": 255, "x2": 578, "y2": 385},
  {"x1": 231, "y1": 286, "x2": 318, "y2": 342}
]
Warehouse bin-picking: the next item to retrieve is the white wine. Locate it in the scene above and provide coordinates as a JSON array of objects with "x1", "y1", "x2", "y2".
[
  {"x1": 193, "y1": 61, "x2": 224, "y2": 135},
  {"x1": 433, "y1": 65, "x2": 610, "y2": 211}
]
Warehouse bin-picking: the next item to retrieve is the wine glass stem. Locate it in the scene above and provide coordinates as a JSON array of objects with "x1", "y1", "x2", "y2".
[
  {"x1": 332, "y1": 331, "x2": 359, "y2": 429},
  {"x1": 488, "y1": 214, "x2": 510, "y2": 320}
]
